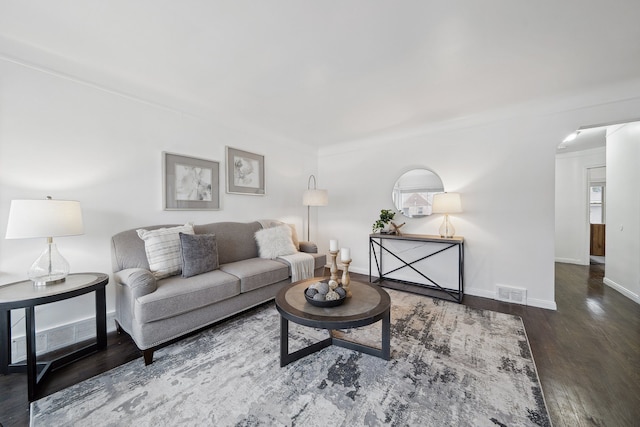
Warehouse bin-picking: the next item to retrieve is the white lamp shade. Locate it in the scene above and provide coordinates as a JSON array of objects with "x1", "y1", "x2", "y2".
[
  {"x1": 6, "y1": 199, "x2": 84, "y2": 239},
  {"x1": 302, "y1": 189, "x2": 329, "y2": 206},
  {"x1": 432, "y1": 192, "x2": 462, "y2": 214}
]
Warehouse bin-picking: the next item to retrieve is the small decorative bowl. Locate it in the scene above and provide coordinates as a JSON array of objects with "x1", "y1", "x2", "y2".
[{"x1": 304, "y1": 287, "x2": 347, "y2": 307}]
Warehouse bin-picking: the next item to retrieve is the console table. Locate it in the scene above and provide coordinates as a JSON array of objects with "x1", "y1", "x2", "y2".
[
  {"x1": 0, "y1": 272, "x2": 109, "y2": 401},
  {"x1": 369, "y1": 233, "x2": 464, "y2": 303}
]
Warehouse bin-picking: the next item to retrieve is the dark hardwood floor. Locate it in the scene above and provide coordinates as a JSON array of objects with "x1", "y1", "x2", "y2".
[{"x1": 1, "y1": 264, "x2": 639, "y2": 426}]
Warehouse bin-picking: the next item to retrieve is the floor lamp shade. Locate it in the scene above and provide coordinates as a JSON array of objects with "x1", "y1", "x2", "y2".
[
  {"x1": 302, "y1": 189, "x2": 329, "y2": 206},
  {"x1": 432, "y1": 192, "x2": 462, "y2": 238},
  {"x1": 5, "y1": 198, "x2": 84, "y2": 285},
  {"x1": 302, "y1": 175, "x2": 328, "y2": 241}
]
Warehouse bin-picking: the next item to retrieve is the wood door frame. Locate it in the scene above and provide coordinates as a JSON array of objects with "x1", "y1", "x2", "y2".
[{"x1": 584, "y1": 164, "x2": 606, "y2": 263}]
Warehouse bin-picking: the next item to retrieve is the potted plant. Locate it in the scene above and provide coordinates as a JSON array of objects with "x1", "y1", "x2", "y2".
[{"x1": 372, "y1": 209, "x2": 396, "y2": 234}]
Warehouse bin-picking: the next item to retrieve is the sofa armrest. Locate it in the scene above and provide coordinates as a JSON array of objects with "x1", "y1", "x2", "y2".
[
  {"x1": 299, "y1": 241, "x2": 318, "y2": 253},
  {"x1": 115, "y1": 268, "x2": 158, "y2": 298}
]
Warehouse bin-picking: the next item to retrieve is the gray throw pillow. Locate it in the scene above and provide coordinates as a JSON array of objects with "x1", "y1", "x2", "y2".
[{"x1": 179, "y1": 232, "x2": 219, "y2": 278}]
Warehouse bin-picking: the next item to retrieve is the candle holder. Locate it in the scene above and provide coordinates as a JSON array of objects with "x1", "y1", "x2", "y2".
[
  {"x1": 341, "y1": 259, "x2": 352, "y2": 297},
  {"x1": 329, "y1": 250, "x2": 339, "y2": 282}
]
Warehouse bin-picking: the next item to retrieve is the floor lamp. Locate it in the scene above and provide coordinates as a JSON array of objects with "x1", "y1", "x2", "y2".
[{"x1": 302, "y1": 175, "x2": 328, "y2": 241}]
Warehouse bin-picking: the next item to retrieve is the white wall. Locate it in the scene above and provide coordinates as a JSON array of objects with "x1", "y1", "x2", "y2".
[
  {"x1": 316, "y1": 82, "x2": 640, "y2": 310},
  {"x1": 3, "y1": 58, "x2": 640, "y2": 345},
  {"x1": 0, "y1": 59, "x2": 318, "y2": 339},
  {"x1": 555, "y1": 147, "x2": 606, "y2": 265},
  {"x1": 318, "y1": 115, "x2": 558, "y2": 309},
  {"x1": 604, "y1": 122, "x2": 640, "y2": 303}
]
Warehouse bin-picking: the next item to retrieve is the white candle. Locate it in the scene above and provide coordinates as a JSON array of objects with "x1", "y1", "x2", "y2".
[
  {"x1": 340, "y1": 247, "x2": 350, "y2": 262},
  {"x1": 330, "y1": 239, "x2": 338, "y2": 251}
]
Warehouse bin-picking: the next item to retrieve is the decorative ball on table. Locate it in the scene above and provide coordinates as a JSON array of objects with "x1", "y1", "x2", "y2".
[
  {"x1": 325, "y1": 290, "x2": 340, "y2": 301},
  {"x1": 328, "y1": 279, "x2": 339, "y2": 290},
  {"x1": 304, "y1": 281, "x2": 347, "y2": 307},
  {"x1": 313, "y1": 293, "x2": 325, "y2": 301},
  {"x1": 334, "y1": 287, "x2": 347, "y2": 298},
  {"x1": 309, "y1": 281, "x2": 329, "y2": 294},
  {"x1": 315, "y1": 282, "x2": 329, "y2": 295}
]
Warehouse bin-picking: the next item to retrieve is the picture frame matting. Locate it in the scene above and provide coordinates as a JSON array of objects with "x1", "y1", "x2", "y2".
[
  {"x1": 225, "y1": 146, "x2": 266, "y2": 195},
  {"x1": 163, "y1": 151, "x2": 220, "y2": 210}
]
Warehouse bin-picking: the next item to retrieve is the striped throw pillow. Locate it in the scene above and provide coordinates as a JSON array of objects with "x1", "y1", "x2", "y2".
[{"x1": 137, "y1": 223, "x2": 194, "y2": 279}]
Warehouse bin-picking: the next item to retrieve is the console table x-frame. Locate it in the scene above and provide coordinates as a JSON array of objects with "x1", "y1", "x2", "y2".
[{"x1": 369, "y1": 233, "x2": 464, "y2": 303}]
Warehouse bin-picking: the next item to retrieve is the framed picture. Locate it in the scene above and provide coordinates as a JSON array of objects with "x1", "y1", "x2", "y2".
[
  {"x1": 163, "y1": 152, "x2": 220, "y2": 210},
  {"x1": 225, "y1": 146, "x2": 265, "y2": 195}
]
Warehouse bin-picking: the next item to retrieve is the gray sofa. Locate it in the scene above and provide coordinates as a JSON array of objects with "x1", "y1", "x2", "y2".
[{"x1": 111, "y1": 220, "x2": 325, "y2": 364}]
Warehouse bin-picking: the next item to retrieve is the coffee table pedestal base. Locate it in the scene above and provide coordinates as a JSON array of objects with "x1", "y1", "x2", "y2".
[{"x1": 279, "y1": 311, "x2": 390, "y2": 367}]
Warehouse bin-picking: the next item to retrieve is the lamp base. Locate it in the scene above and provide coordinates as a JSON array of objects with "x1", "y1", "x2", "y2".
[
  {"x1": 439, "y1": 214, "x2": 456, "y2": 238},
  {"x1": 31, "y1": 276, "x2": 66, "y2": 286},
  {"x1": 28, "y1": 241, "x2": 70, "y2": 286}
]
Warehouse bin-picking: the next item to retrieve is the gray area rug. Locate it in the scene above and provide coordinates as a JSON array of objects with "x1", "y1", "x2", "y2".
[{"x1": 31, "y1": 289, "x2": 551, "y2": 426}]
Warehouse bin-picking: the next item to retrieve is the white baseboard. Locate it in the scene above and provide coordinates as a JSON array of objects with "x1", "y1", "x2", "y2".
[
  {"x1": 361, "y1": 265, "x2": 558, "y2": 311},
  {"x1": 603, "y1": 277, "x2": 640, "y2": 304},
  {"x1": 465, "y1": 287, "x2": 557, "y2": 310},
  {"x1": 11, "y1": 310, "x2": 117, "y2": 363},
  {"x1": 463, "y1": 287, "x2": 494, "y2": 300},
  {"x1": 9, "y1": 269, "x2": 565, "y2": 363},
  {"x1": 350, "y1": 266, "x2": 371, "y2": 277},
  {"x1": 526, "y1": 297, "x2": 558, "y2": 310}
]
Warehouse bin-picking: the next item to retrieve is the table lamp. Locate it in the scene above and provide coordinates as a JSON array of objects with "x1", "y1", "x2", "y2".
[
  {"x1": 5, "y1": 196, "x2": 84, "y2": 285},
  {"x1": 432, "y1": 192, "x2": 462, "y2": 238},
  {"x1": 302, "y1": 175, "x2": 328, "y2": 241}
]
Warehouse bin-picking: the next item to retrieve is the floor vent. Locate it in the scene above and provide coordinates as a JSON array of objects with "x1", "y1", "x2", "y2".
[{"x1": 496, "y1": 285, "x2": 527, "y2": 305}]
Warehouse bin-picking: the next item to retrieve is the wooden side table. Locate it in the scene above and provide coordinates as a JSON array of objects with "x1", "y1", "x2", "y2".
[{"x1": 0, "y1": 272, "x2": 109, "y2": 401}]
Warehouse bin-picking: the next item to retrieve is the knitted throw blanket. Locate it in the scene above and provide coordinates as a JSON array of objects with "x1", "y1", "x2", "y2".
[{"x1": 278, "y1": 252, "x2": 315, "y2": 282}]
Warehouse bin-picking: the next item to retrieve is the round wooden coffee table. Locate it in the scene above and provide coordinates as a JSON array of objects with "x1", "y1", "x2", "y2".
[{"x1": 275, "y1": 278, "x2": 391, "y2": 367}]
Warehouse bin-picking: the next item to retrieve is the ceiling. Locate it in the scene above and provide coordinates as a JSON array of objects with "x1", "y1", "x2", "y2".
[{"x1": 2, "y1": 1, "x2": 640, "y2": 147}]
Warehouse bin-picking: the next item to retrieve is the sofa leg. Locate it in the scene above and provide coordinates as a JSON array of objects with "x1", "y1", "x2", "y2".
[
  {"x1": 143, "y1": 349, "x2": 154, "y2": 365},
  {"x1": 114, "y1": 320, "x2": 123, "y2": 334}
]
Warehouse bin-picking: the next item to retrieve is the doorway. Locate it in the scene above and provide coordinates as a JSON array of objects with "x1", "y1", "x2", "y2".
[{"x1": 588, "y1": 173, "x2": 606, "y2": 264}]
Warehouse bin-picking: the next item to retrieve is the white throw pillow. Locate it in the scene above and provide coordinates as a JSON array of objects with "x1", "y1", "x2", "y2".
[
  {"x1": 137, "y1": 223, "x2": 194, "y2": 279},
  {"x1": 255, "y1": 224, "x2": 298, "y2": 259}
]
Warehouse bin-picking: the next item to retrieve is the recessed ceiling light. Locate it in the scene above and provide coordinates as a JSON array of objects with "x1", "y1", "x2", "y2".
[{"x1": 562, "y1": 132, "x2": 579, "y2": 143}]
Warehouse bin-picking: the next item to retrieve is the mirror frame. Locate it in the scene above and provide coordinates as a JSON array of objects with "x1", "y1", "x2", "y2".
[{"x1": 392, "y1": 168, "x2": 445, "y2": 218}]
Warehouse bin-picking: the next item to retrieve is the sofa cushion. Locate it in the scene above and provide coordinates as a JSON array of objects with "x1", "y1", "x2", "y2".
[
  {"x1": 288, "y1": 224, "x2": 300, "y2": 250},
  {"x1": 276, "y1": 252, "x2": 326, "y2": 274},
  {"x1": 135, "y1": 269, "x2": 240, "y2": 323},
  {"x1": 112, "y1": 224, "x2": 179, "y2": 272},
  {"x1": 254, "y1": 224, "x2": 297, "y2": 259},
  {"x1": 219, "y1": 258, "x2": 289, "y2": 293},
  {"x1": 137, "y1": 223, "x2": 194, "y2": 279},
  {"x1": 180, "y1": 232, "x2": 219, "y2": 278},
  {"x1": 193, "y1": 222, "x2": 262, "y2": 265}
]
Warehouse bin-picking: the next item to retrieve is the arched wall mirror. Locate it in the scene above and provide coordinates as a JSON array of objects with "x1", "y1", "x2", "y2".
[{"x1": 392, "y1": 168, "x2": 444, "y2": 218}]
